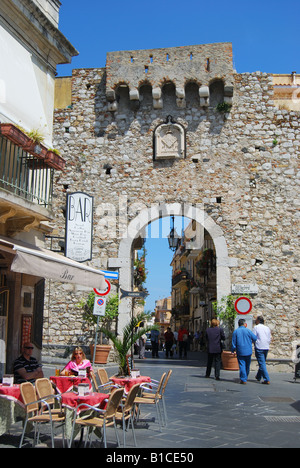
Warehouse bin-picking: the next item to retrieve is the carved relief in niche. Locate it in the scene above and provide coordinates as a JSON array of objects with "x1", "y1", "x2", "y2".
[{"x1": 154, "y1": 116, "x2": 185, "y2": 160}]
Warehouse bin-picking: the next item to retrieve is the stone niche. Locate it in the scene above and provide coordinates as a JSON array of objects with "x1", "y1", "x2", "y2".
[{"x1": 154, "y1": 116, "x2": 186, "y2": 160}]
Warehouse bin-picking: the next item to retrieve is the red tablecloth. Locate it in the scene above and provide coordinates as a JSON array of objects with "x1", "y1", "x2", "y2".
[
  {"x1": 111, "y1": 376, "x2": 151, "y2": 393},
  {"x1": 61, "y1": 392, "x2": 108, "y2": 413},
  {"x1": 50, "y1": 376, "x2": 92, "y2": 394},
  {"x1": 0, "y1": 384, "x2": 23, "y2": 407}
]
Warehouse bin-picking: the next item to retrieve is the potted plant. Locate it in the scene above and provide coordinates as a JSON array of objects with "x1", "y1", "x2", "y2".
[
  {"x1": 213, "y1": 295, "x2": 239, "y2": 371},
  {"x1": 99, "y1": 312, "x2": 158, "y2": 376},
  {"x1": 80, "y1": 292, "x2": 119, "y2": 364},
  {"x1": 45, "y1": 148, "x2": 66, "y2": 171},
  {"x1": 23, "y1": 129, "x2": 47, "y2": 159}
]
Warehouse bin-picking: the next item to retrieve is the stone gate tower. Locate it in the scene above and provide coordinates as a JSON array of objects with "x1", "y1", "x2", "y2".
[{"x1": 47, "y1": 43, "x2": 299, "y2": 370}]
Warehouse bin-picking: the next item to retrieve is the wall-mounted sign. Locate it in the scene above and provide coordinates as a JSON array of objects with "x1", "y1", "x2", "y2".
[
  {"x1": 65, "y1": 192, "x2": 93, "y2": 262},
  {"x1": 232, "y1": 284, "x2": 258, "y2": 295}
]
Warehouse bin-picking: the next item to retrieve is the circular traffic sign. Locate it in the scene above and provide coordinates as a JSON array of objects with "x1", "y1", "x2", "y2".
[
  {"x1": 97, "y1": 298, "x2": 105, "y2": 306},
  {"x1": 94, "y1": 279, "x2": 111, "y2": 296},
  {"x1": 235, "y1": 297, "x2": 252, "y2": 315}
]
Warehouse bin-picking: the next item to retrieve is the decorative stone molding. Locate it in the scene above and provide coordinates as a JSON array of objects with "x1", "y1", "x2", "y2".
[{"x1": 153, "y1": 116, "x2": 186, "y2": 160}]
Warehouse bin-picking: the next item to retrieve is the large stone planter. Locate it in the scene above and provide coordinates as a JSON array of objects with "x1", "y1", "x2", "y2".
[{"x1": 90, "y1": 345, "x2": 112, "y2": 364}]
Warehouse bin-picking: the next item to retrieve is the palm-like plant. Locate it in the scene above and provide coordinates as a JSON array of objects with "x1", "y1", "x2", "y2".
[{"x1": 99, "y1": 312, "x2": 158, "y2": 376}]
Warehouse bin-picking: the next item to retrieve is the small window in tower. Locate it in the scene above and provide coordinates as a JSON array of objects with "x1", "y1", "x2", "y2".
[
  {"x1": 166, "y1": 53, "x2": 170, "y2": 62},
  {"x1": 190, "y1": 53, "x2": 193, "y2": 60},
  {"x1": 150, "y1": 55, "x2": 153, "y2": 63},
  {"x1": 206, "y1": 58, "x2": 210, "y2": 72},
  {"x1": 145, "y1": 66, "x2": 149, "y2": 73}
]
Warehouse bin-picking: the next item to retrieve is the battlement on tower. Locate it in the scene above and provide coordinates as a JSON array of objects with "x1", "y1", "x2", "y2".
[{"x1": 106, "y1": 43, "x2": 234, "y2": 111}]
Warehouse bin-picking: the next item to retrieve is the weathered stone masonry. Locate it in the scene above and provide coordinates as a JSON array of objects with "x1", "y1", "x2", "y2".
[{"x1": 45, "y1": 43, "x2": 299, "y2": 369}]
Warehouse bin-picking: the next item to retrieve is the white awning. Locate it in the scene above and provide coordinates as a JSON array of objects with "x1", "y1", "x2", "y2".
[{"x1": 0, "y1": 236, "x2": 106, "y2": 290}]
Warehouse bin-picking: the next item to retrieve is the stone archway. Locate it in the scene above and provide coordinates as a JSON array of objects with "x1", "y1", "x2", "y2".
[{"x1": 109, "y1": 202, "x2": 233, "y2": 335}]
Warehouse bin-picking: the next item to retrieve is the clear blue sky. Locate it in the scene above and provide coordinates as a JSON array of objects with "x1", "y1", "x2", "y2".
[
  {"x1": 58, "y1": 0, "x2": 300, "y2": 77},
  {"x1": 56, "y1": 1, "x2": 300, "y2": 311},
  {"x1": 140, "y1": 218, "x2": 189, "y2": 313}
]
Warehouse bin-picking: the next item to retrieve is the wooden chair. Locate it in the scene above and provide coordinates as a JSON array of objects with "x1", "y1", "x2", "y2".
[
  {"x1": 19, "y1": 381, "x2": 65, "y2": 448},
  {"x1": 134, "y1": 372, "x2": 166, "y2": 432},
  {"x1": 68, "y1": 387, "x2": 124, "y2": 448},
  {"x1": 115, "y1": 383, "x2": 140, "y2": 447}
]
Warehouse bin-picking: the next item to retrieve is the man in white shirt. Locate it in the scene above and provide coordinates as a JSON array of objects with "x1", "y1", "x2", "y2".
[{"x1": 253, "y1": 316, "x2": 271, "y2": 384}]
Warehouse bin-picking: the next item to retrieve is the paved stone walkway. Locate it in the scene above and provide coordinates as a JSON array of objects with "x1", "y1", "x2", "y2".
[{"x1": 1, "y1": 350, "x2": 300, "y2": 448}]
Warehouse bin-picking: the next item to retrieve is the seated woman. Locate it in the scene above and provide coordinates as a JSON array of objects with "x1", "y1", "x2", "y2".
[{"x1": 60, "y1": 347, "x2": 93, "y2": 376}]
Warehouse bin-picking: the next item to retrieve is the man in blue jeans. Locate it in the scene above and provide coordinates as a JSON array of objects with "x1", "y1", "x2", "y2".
[
  {"x1": 231, "y1": 318, "x2": 257, "y2": 384},
  {"x1": 253, "y1": 316, "x2": 271, "y2": 384}
]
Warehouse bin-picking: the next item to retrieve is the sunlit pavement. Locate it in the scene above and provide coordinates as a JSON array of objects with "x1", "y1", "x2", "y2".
[{"x1": 2, "y1": 350, "x2": 300, "y2": 448}]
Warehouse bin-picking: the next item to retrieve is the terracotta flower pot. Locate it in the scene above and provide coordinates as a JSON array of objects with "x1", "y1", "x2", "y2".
[
  {"x1": 23, "y1": 141, "x2": 47, "y2": 159},
  {"x1": 0, "y1": 123, "x2": 31, "y2": 147},
  {"x1": 90, "y1": 345, "x2": 112, "y2": 364},
  {"x1": 221, "y1": 351, "x2": 239, "y2": 371},
  {"x1": 45, "y1": 150, "x2": 66, "y2": 171}
]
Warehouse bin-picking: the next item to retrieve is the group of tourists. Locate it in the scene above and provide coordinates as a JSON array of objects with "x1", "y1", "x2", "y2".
[
  {"x1": 150, "y1": 325, "x2": 189, "y2": 359},
  {"x1": 205, "y1": 316, "x2": 271, "y2": 384}
]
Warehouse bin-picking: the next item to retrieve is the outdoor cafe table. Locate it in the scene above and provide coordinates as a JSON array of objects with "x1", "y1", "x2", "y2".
[
  {"x1": 61, "y1": 391, "x2": 109, "y2": 442},
  {"x1": 0, "y1": 384, "x2": 24, "y2": 436},
  {"x1": 50, "y1": 376, "x2": 92, "y2": 394},
  {"x1": 110, "y1": 375, "x2": 151, "y2": 393}
]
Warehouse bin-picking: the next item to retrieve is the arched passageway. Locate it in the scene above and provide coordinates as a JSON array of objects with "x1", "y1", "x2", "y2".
[{"x1": 108, "y1": 203, "x2": 232, "y2": 336}]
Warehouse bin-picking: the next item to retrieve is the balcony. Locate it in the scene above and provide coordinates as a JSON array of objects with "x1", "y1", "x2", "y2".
[
  {"x1": 172, "y1": 270, "x2": 190, "y2": 287},
  {"x1": 0, "y1": 134, "x2": 54, "y2": 208}
]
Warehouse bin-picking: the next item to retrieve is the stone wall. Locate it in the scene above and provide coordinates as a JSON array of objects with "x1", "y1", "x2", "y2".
[{"x1": 45, "y1": 44, "x2": 299, "y2": 368}]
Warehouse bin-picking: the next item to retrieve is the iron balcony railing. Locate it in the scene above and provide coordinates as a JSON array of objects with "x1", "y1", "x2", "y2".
[{"x1": 0, "y1": 135, "x2": 54, "y2": 208}]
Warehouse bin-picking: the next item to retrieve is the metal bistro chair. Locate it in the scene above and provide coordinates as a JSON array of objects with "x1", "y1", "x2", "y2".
[
  {"x1": 96, "y1": 368, "x2": 118, "y2": 393},
  {"x1": 69, "y1": 387, "x2": 124, "y2": 448},
  {"x1": 134, "y1": 372, "x2": 166, "y2": 432},
  {"x1": 35, "y1": 378, "x2": 66, "y2": 446},
  {"x1": 115, "y1": 383, "x2": 141, "y2": 447},
  {"x1": 19, "y1": 381, "x2": 65, "y2": 448},
  {"x1": 141, "y1": 369, "x2": 173, "y2": 425}
]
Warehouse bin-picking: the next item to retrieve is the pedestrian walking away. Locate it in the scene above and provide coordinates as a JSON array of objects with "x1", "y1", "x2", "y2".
[
  {"x1": 253, "y1": 316, "x2": 271, "y2": 384},
  {"x1": 164, "y1": 327, "x2": 174, "y2": 358},
  {"x1": 231, "y1": 318, "x2": 257, "y2": 384},
  {"x1": 178, "y1": 325, "x2": 189, "y2": 359},
  {"x1": 151, "y1": 328, "x2": 160, "y2": 358},
  {"x1": 205, "y1": 319, "x2": 225, "y2": 380},
  {"x1": 139, "y1": 333, "x2": 147, "y2": 359}
]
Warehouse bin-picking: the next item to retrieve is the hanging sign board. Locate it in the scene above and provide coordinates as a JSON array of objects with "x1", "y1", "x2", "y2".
[
  {"x1": 65, "y1": 192, "x2": 93, "y2": 262},
  {"x1": 235, "y1": 297, "x2": 253, "y2": 315},
  {"x1": 93, "y1": 296, "x2": 107, "y2": 316}
]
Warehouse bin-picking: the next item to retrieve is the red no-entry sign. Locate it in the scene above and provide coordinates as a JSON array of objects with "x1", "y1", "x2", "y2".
[
  {"x1": 235, "y1": 297, "x2": 252, "y2": 315},
  {"x1": 94, "y1": 279, "x2": 111, "y2": 296}
]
